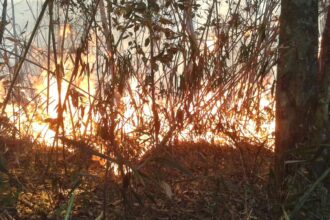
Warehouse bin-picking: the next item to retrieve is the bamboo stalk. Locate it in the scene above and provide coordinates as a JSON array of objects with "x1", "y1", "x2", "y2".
[
  {"x1": 0, "y1": 0, "x2": 7, "y2": 44},
  {"x1": 1, "y1": 0, "x2": 51, "y2": 115}
]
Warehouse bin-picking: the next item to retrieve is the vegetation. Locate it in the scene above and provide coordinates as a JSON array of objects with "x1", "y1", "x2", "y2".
[{"x1": 0, "y1": 0, "x2": 329, "y2": 219}]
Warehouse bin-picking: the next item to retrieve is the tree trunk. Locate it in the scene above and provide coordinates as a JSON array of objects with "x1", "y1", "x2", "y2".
[
  {"x1": 315, "y1": 5, "x2": 330, "y2": 143},
  {"x1": 275, "y1": 0, "x2": 318, "y2": 190}
]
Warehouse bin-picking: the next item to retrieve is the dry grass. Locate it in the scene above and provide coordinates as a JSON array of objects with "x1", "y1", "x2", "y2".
[{"x1": 0, "y1": 136, "x2": 274, "y2": 219}]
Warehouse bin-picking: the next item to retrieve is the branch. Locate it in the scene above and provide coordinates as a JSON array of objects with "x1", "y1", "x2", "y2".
[
  {"x1": 0, "y1": 0, "x2": 7, "y2": 44},
  {"x1": 1, "y1": 0, "x2": 51, "y2": 114}
]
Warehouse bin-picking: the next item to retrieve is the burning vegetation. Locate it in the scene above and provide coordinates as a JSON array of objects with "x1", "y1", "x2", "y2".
[
  {"x1": 0, "y1": 0, "x2": 302, "y2": 219},
  {"x1": 0, "y1": 0, "x2": 277, "y2": 149}
]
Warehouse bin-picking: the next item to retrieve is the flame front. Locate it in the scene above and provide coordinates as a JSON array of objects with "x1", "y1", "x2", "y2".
[{"x1": 0, "y1": 22, "x2": 275, "y2": 157}]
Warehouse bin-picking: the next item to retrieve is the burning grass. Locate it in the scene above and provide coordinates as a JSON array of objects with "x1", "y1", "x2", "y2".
[{"x1": 0, "y1": 0, "x2": 280, "y2": 218}]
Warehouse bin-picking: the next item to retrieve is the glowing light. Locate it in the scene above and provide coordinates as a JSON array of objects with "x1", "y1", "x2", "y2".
[{"x1": 0, "y1": 22, "x2": 275, "y2": 166}]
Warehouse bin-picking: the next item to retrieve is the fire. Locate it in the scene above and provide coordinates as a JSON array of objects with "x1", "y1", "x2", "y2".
[
  {"x1": 0, "y1": 45, "x2": 99, "y2": 146},
  {"x1": 0, "y1": 21, "x2": 275, "y2": 159},
  {"x1": 59, "y1": 24, "x2": 72, "y2": 38},
  {"x1": 0, "y1": 71, "x2": 275, "y2": 149}
]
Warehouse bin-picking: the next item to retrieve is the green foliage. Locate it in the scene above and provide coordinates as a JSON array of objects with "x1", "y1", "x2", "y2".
[{"x1": 64, "y1": 192, "x2": 75, "y2": 220}]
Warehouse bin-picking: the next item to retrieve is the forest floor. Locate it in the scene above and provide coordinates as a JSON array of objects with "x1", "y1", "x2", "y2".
[{"x1": 0, "y1": 136, "x2": 274, "y2": 219}]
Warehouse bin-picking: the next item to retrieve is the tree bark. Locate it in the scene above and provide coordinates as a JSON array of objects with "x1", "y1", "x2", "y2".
[
  {"x1": 315, "y1": 5, "x2": 330, "y2": 143},
  {"x1": 275, "y1": 0, "x2": 318, "y2": 190}
]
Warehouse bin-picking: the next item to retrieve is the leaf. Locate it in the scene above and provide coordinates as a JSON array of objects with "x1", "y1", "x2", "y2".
[
  {"x1": 135, "y1": 2, "x2": 147, "y2": 13},
  {"x1": 95, "y1": 212, "x2": 104, "y2": 220},
  {"x1": 164, "y1": 28, "x2": 175, "y2": 39},
  {"x1": 144, "y1": 37, "x2": 150, "y2": 47},
  {"x1": 165, "y1": 0, "x2": 172, "y2": 7},
  {"x1": 282, "y1": 206, "x2": 290, "y2": 220},
  {"x1": 151, "y1": 61, "x2": 158, "y2": 71},
  {"x1": 167, "y1": 46, "x2": 179, "y2": 55},
  {"x1": 134, "y1": 24, "x2": 140, "y2": 32},
  {"x1": 148, "y1": 1, "x2": 160, "y2": 12},
  {"x1": 44, "y1": 118, "x2": 59, "y2": 131},
  {"x1": 64, "y1": 192, "x2": 75, "y2": 220},
  {"x1": 175, "y1": 3, "x2": 185, "y2": 10},
  {"x1": 124, "y1": 4, "x2": 134, "y2": 18},
  {"x1": 284, "y1": 160, "x2": 306, "y2": 164},
  {"x1": 69, "y1": 89, "x2": 84, "y2": 108},
  {"x1": 159, "y1": 17, "x2": 174, "y2": 25},
  {"x1": 160, "y1": 181, "x2": 172, "y2": 199}
]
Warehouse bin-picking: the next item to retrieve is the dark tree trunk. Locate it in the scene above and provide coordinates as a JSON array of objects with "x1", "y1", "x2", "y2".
[
  {"x1": 275, "y1": 0, "x2": 318, "y2": 190},
  {"x1": 315, "y1": 6, "x2": 330, "y2": 143}
]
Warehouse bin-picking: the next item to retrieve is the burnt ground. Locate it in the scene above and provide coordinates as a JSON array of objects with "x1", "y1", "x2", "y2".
[{"x1": 0, "y1": 137, "x2": 274, "y2": 219}]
